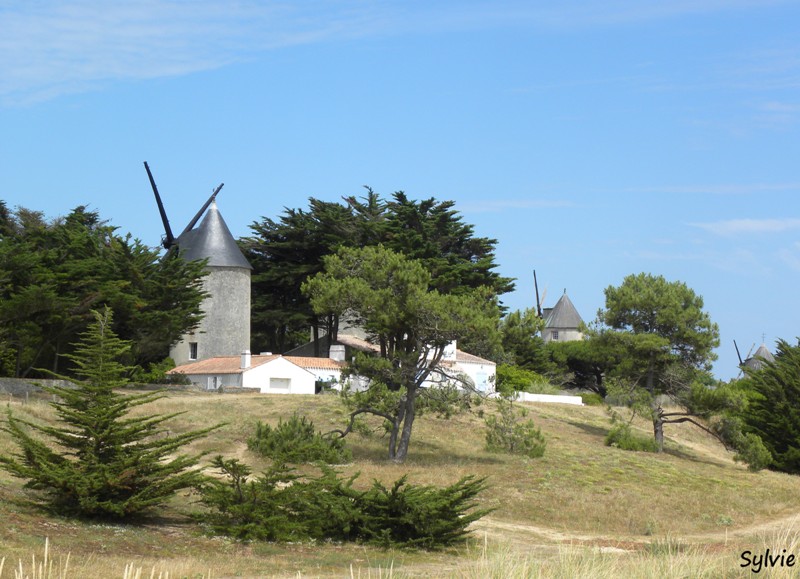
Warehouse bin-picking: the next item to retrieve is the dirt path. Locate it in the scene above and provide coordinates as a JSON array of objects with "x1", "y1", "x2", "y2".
[{"x1": 473, "y1": 509, "x2": 800, "y2": 553}]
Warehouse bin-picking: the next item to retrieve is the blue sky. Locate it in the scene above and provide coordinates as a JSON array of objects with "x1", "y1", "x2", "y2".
[{"x1": 2, "y1": 0, "x2": 799, "y2": 380}]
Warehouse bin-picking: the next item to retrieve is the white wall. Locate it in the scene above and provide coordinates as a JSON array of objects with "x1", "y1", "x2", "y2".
[
  {"x1": 421, "y1": 361, "x2": 496, "y2": 394},
  {"x1": 241, "y1": 357, "x2": 316, "y2": 395},
  {"x1": 543, "y1": 328, "x2": 583, "y2": 343},
  {"x1": 183, "y1": 373, "x2": 242, "y2": 391},
  {"x1": 454, "y1": 361, "x2": 496, "y2": 394},
  {"x1": 513, "y1": 392, "x2": 584, "y2": 405}
]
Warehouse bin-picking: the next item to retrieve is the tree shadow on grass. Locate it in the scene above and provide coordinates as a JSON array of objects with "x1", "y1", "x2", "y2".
[
  {"x1": 566, "y1": 420, "x2": 728, "y2": 467},
  {"x1": 351, "y1": 437, "x2": 506, "y2": 466},
  {"x1": 565, "y1": 420, "x2": 611, "y2": 439}
]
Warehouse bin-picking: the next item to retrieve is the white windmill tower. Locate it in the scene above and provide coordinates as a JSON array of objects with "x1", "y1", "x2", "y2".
[{"x1": 145, "y1": 162, "x2": 252, "y2": 366}]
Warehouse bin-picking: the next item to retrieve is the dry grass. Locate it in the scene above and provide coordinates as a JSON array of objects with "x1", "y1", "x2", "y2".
[{"x1": 3, "y1": 390, "x2": 800, "y2": 577}]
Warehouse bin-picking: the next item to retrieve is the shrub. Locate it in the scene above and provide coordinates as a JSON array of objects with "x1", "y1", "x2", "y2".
[
  {"x1": 485, "y1": 398, "x2": 546, "y2": 458},
  {"x1": 356, "y1": 475, "x2": 491, "y2": 548},
  {"x1": 734, "y1": 433, "x2": 773, "y2": 472},
  {"x1": 194, "y1": 456, "x2": 491, "y2": 549},
  {"x1": 495, "y1": 364, "x2": 559, "y2": 396},
  {"x1": 580, "y1": 392, "x2": 605, "y2": 406},
  {"x1": 247, "y1": 414, "x2": 351, "y2": 464},
  {"x1": 605, "y1": 423, "x2": 659, "y2": 453},
  {"x1": 193, "y1": 457, "x2": 359, "y2": 542}
]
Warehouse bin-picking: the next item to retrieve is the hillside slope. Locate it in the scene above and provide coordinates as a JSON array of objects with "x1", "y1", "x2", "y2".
[{"x1": 1, "y1": 390, "x2": 798, "y2": 577}]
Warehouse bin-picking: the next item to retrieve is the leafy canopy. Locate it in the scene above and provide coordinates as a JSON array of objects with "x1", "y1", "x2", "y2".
[
  {"x1": 739, "y1": 339, "x2": 800, "y2": 474},
  {"x1": 592, "y1": 273, "x2": 723, "y2": 451},
  {"x1": 303, "y1": 245, "x2": 498, "y2": 462},
  {"x1": 242, "y1": 189, "x2": 512, "y2": 354},
  {"x1": 0, "y1": 204, "x2": 207, "y2": 378}
]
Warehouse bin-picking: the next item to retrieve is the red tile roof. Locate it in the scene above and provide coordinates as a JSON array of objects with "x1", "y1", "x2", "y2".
[
  {"x1": 455, "y1": 350, "x2": 494, "y2": 365},
  {"x1": 169, "y1": 354, "x2": 279, "y2": 375},
  {"x1": 285, "y1": 356, "x2": 345, "y2": 370}
]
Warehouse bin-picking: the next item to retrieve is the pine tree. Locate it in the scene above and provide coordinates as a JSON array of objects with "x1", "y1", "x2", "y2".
[{"x1": 0, "y1": 307, "x2": 219, "y2": 519}]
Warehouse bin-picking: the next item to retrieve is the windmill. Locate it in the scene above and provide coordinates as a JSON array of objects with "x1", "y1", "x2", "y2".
[
  {"x1": 533, "y1": 270, "x2": 548, "y2": 319},
  {"x1": 143, "y1": 161, "x2": 252, "y2": 366},
  {"x1": 733, "y1": 339, "x2": 755, "y2": 378},
  {"x1": 143, "y1": 161, "x2": 224, "y2": 251}
]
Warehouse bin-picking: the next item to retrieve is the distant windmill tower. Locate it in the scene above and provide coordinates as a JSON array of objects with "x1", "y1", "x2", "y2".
[
  {"x1": 145, "y1": 162, "x2": 252, "y2": 366},
  {"x1": 534, "y1": 270, "x2": 584, "y2": 343},
  {"x1": 734, "y1": 338, "x2": 775, "y2": 377}
]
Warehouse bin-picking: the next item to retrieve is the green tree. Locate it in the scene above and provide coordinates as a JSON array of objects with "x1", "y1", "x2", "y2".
[
  {"x1": 303, "y1": 245, "x2": 498, "y2": 462},
  {"x1": 498, "y1": 308, "x2": 548, "y2": 370},
  {"x1": 594, "y1": 273, "x2": 721, "y2": 451},
  {"x1": 484, "y1": 397, "x2": 547, "y2": 459},
  {"x1": 242, "y1": 198, "x2": 362, "y2": 355},
  {"x1": 381, "y1": 192, "x2": 514, "y2": 296},
  {"x1": 0, "y1": 205, "x2": 206, "y2": 377},
  {"x1": 494, "y1": 364, "x2": 549, "y2": 397},
  {"x1": 242, "y1": 190, "x2": 513, "y2": 355},
  {"x1": 739, "y1": 339, "x2": 800, "y2": 473},
  {"x1": 0, "y1": 308, "x2": 218, "y2": 519},
  {"x1": 545, "y1": 339, "x2": 615, "y2": 396}
]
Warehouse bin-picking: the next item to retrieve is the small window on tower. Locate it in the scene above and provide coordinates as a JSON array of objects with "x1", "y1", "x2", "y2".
[
  {"x1": 189, "y1": 342, "x2": 198, "y2": 360},
  {"x1": 552, "y1": 331, "x2": 559, "y2": 341}
]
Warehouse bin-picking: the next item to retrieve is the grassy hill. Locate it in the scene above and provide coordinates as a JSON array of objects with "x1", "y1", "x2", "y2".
[{"x1": 2, "y1": 389, "x2": 800, "y2": 578}]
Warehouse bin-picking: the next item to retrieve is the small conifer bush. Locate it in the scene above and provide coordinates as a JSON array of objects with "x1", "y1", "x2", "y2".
[
  {"x1": 195, "y1": 456, "x2": 491, "y2": 548},
  {"x1": 605, "y1": 423, "x2": 659, "y2": 453},
  {"x1": 484, "y1": 398, "x2": 546, "y2": 458},
  {"x1": 247, "y1": 414, "x2": 351, "y2": 464},
  {"x1": 0, "y1": 308, "x2": 219, "y2": 519}
]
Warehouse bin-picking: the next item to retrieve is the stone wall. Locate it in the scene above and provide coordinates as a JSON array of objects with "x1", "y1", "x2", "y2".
[{"x1": 0, "y1": 378, "x2": 71, "y2": 396}]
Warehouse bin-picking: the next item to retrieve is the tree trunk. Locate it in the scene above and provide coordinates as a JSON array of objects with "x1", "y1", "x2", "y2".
[
  {"x1": 388, "y1": 397, "x2": 406, "y2": 461},
  {"x1": 652, "y1": 403, "x2": 664, "y2": 452},
  {"x1": 391, "y1": 387, "x2": 418, "y2": 463}
]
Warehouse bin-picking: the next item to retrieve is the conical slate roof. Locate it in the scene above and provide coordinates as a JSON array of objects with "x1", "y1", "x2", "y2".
[
  {"x1": 175, "y1": 200, "x2": 252, "y2": 269},
  {"x1": 745, "y1": 343, "x2": 775, "y2": 370},
  {"x1": 544, "y1": 291, "x2": 583, "y2": 329}
]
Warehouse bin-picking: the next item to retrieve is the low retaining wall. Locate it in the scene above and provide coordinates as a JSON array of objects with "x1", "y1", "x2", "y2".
[
  {"x1": 0, "y1": 378, "x2": 70, "y2": 396},
  {"x1": 513, "y1": 392, "x2": 585, "y2": 406},
  {"x1": 0, "y1": 377, "x2": 249, "y2": 396}
]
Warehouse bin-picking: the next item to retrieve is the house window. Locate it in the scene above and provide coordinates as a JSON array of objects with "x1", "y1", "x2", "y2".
[
  {"x1": 189, "y1": 342, "x2": 198, "y2": 360},
  {"x1": 552, "y1": 331, "x2": 559, "y2": 341},
  {"x1": 270, "y1": 378, "x2": 291, "y2": 391}
]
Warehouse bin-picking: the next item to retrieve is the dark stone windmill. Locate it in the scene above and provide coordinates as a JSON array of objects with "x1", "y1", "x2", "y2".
[{"x1": 145, "y1": 162, "x2": 252, "y2": 366}]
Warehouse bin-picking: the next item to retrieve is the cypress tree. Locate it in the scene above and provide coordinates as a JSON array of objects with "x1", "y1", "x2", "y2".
[
  {"x1": 0, "y1": 307, "x2": 219, "y2": 519},
  {"x1": 740, "y1": 339, "x2": 800, "y2": 474}
]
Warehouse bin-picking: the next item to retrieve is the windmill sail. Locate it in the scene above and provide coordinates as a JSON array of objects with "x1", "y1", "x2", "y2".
[{"x1": 144, "y1": 161, "x2": 175, "y2": 249}]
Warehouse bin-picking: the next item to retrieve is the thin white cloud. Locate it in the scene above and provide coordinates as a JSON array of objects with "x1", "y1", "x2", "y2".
[
  {"x1": 690, "y1": 218, "x2": 800, "y2": 236},
  {"x1": 1, "y1": 0, "x2": 793, "y2": 106},
  {"x1": 0, "y1": 0, "x2": 383, "y2": 105}
]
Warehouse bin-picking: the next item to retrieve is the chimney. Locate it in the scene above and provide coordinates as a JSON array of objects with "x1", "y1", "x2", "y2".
[
  {"x1": 241, "y1": 350, "x2": 252, "y2": 369},
  {"x1": 329, "y1": 344, "x2": 346, "y2": 362}
]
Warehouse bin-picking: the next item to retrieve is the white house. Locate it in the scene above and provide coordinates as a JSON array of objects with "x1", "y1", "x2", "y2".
[
  {"x1": 295, "y1": 334, "x2": 497, "y2": 394},
  {"x1": 168, "y1": 351, "x2": 343, "y2": 395}
]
